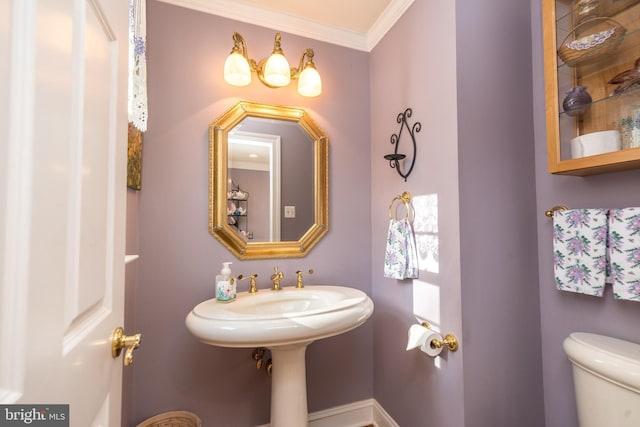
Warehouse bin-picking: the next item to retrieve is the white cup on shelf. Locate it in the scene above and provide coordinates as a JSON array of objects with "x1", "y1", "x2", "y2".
[{"x1": 570, "y1": 130, "x2": 621, "y2": 159}]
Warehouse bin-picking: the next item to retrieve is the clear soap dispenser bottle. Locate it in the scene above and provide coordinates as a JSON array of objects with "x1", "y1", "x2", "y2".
[{"x1": 216, "y1": 262, "x2": 236, "y2": 302}]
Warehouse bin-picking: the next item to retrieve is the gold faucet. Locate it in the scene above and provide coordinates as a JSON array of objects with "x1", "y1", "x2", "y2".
[
  {"x1": 295, "y1": 269, "x2": 314, "y2": 288},
  {"x1": 270, "y1": 267, "x2": 284, "y2": 291},
  {"x1": 238, "y1": 273, "x2": 258, "y2": 293}
]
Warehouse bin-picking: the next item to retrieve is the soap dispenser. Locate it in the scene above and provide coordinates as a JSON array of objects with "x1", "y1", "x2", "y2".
[{"x1": 216, "y1": 262, "x2": 236, "y2": 303}]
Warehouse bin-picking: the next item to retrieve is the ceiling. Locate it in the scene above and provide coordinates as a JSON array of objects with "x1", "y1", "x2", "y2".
[{"x1": 156, "y1": 0, "x2": 415, "y2": 51}]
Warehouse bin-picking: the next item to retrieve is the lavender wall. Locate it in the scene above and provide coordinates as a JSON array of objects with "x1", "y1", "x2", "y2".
[
  {"x1": 130, "y1": 2, "x2": 371, "y2": 425},
  {"x1": 530, "y1": 2, "x2": 640, "y2": 427},
  {"x1": 370, "y1": 0, "x2": 545, "y2": 426},
  {"x1": 456, "y1": 1, "x2": 545, "y2": 425},
  {"x1": 370, "y1": 2, "x2": 465, "y2": 426},
  {"x1": 278, "y1": 125, "x2": 314, "y2": 241}
]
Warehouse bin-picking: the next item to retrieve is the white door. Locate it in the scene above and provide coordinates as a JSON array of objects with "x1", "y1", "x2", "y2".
[{"x1": 1, "y1": 0, "x2": 131, "y2": 426}]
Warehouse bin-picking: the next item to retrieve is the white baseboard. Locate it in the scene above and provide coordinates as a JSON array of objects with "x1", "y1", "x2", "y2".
[
  {"x1": 256, "y1": 398, "x2": 398, "y2": 427},
  {"x1": 370, "y1": 399, "x2": 399, "y2": 427}
]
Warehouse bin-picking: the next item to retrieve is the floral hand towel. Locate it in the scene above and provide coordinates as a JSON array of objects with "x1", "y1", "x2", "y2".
[
  {"x1": 608, "y1": 208, "x2": 640, "y2": 302},
  {"x1": 384, "y1": 218, "x2": 419, "y2": 280},
  {"x1": 553, "y1": 209, "x2": 608, "y2": 297}
]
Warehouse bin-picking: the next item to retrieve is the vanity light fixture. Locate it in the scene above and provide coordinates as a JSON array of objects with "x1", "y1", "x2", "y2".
[{"x1": 223, "y1": 32, "x2": 322, "y2": 97}]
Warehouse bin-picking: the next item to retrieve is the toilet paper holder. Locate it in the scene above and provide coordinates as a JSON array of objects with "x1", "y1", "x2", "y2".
[{"x1": 421, "y1": 322, "x2": 459, "y2": 352}]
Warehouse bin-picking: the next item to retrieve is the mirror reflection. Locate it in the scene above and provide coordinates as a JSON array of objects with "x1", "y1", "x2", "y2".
[
  {"x1": 209, "y1": 101, "x2": 328, "y2": 260},
  {"x1": 228, "y1": 117, "x2": 314, "y2": 242}
]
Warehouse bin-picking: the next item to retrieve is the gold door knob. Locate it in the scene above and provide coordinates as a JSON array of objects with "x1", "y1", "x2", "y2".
[{"x1": 111, "y1": 327, "x2": 142, "y2": 366}]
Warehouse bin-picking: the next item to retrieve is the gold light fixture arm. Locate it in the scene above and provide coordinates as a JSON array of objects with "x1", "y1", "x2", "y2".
[
  {"x1": 291, "y1": 48, "x2": 316, "y2": 79},
  {"x1": 229, "y1": 32, "x2": 259, "y2": 72},
  {"x1": 230, "y1": 32, "x2": 248, "y2": 58},
  {"x1": 272, "y1": 32, "x2": 284, "y2": 55}
]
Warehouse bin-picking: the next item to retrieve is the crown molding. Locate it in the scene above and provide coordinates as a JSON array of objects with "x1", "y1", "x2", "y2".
[
  {"x1": 156, "y1": 0, "x2": 413, "y2": 52},
  {"x1": 366, "y1": 0, "x2": 414, "y2": 51}
]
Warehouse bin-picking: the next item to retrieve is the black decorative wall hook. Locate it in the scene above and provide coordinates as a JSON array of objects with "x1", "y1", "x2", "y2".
[{"x1": 384, "y1": 108, "x2": 421, "y2": 181}]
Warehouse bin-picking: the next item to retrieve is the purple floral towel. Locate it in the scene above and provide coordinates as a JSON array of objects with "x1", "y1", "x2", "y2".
[
  {"x1": 609, "y1": 208, "x2": 640, "y2": 302},
  {"x1": 553, "y1": 209, "x2": 608, "y2": 297},
  {"x1": 384, "y1": 219, "x2": 419, "y2": 280}
]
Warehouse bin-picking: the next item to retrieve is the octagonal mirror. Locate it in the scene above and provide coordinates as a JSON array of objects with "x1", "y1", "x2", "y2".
[{"x1": 209, "y1": 101, "x2": 328, "y2": 259}]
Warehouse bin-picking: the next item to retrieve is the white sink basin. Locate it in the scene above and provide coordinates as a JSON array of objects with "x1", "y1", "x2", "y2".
[
  {"x1": 186, "y1": 285, "x2": 373, "y2": 348},
  {"x1": 185, "y1": 284, "x2": 373, "y2": 427}
]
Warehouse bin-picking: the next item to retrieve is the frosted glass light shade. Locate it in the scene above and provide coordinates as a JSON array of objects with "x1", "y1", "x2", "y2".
[
  {"x1": 297, "y1": 66, "x2": 322, "y2": 97},
  {"x1": 224, "y1": 52, "x2": 251, "y2": 86},
  {"x1": 263, "y1": 53, "x2": 291, "y2": 87}
]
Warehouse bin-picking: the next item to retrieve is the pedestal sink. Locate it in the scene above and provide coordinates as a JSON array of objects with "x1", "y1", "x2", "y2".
[{"x1": 185, "y1": 285, "x2": 374, "y2": 427}]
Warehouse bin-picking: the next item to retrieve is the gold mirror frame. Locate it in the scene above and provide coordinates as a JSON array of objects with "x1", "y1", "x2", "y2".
[{"x1": 209, "y1": 101, "x2": 329, "y2": 259}]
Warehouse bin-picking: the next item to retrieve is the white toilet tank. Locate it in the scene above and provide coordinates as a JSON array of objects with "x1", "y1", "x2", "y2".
[{"x1": 564, "y1": 332, "x2": 640, "y2": 427}]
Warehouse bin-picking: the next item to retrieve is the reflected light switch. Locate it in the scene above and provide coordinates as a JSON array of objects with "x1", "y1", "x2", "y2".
[{"x1": 284, "y1": 206, "x2": 296, "y2": 218}]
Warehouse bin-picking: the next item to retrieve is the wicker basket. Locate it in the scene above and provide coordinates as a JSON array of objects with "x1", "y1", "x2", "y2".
[
  {"x1": 136, "y1": 411, "x2": 202, "y2": 427},
  {"x1": 557, "y1": 17, "x2": 626, "y2": 67}
]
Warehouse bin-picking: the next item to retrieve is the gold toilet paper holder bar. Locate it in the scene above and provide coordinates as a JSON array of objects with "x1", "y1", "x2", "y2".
[{"x1": 421, "y1": 322, "x2": 459, "y2": 352}]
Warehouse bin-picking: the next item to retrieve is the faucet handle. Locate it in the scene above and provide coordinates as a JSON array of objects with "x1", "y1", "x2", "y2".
[
  {"x1": 295, "y1": 269, "x2": 314, "y2": 288},
  {"x1": 238, "y1": 273, "x2": 258, "y2": 293}
]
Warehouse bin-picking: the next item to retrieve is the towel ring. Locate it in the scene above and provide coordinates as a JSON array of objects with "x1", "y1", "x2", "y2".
[{"x1": 389, "y1": 191, "x2": 412, "y2": 220}]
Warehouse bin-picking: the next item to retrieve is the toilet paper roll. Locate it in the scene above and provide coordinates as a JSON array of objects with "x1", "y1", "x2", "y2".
[
  {"x1": 406, "y1": 324, "x2": 430, "y2": 350},
  {"x1": 420, "y1": 332, "x2": 444, "y2": 357}
]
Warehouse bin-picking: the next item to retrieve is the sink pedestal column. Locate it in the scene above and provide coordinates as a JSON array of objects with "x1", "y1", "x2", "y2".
[{"x1": 269, "y1": 342, "x2": 311, "y2": 427}]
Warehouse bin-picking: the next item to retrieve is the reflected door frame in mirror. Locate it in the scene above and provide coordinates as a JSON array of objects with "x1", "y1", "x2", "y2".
[{"x1": 209, "y1": 101, "x2": 329, "y2": 259}]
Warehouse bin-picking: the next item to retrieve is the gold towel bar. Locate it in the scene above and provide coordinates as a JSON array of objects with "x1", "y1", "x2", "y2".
[{"x1": 545, "y1": 205, "x2": 568, "y2": 218}]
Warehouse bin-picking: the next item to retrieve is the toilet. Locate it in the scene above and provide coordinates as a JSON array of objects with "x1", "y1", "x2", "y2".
[{"x1": 564, "y1": 332, "x2": 640, "y2": 427}]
